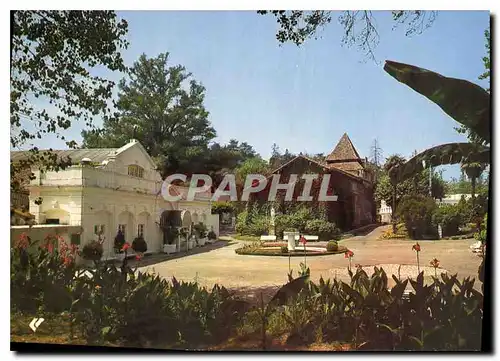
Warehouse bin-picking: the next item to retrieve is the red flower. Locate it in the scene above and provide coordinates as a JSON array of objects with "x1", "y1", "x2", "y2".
[
  {"x1": 135, "y1": 253, "x2": 143, "y2": 261},
  {"x1": 344, "y1": 250, "x2": 354, "y2": 258},
  {"x1": 15, "y1": 233, "x2": 30, "y2": 249},
  {"x1": 412, "y1": 243, "x2": 421, "y2": 252},
  {"x1": 429, "y1": 258, "x2": 440, "y2": 268},
  {"x1": 299, "y1": 236, "x2": 307, "y2": 245},
  {"x1": 251, "y1": 179, "x2": 260, "y2": 187},
  {"x1": 122, "y1": 242, "x2": 131, "y2": 251}
]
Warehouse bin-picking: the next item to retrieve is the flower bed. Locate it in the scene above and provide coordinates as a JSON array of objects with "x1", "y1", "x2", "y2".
[{"x1": 235, "y1": 245, "x2": 347, "y2": 257}]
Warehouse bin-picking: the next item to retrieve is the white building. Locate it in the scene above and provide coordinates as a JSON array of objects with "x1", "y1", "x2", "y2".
[
  {"x1": 11, "y1": 140, "x2": 218, "y2": 259},
  {"x1": 379, "y1": 200, "x2": 392, "y2": 223},
  {"x1": 437, "y1": 194, "x2": 472, "y2": 206}
]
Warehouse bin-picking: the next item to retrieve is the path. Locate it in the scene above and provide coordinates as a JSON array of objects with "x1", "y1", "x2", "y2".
[{"x1": 138, "y1": 226, "x2": 482, "y2": 302}]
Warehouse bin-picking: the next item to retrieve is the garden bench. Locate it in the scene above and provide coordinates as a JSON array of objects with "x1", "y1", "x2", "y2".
[{"x1": 260, "y1": 235, "x2": 277, "y2": 241}]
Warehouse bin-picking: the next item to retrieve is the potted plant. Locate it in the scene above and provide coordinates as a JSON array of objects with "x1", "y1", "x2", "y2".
[
  {"x1": 194, "y1": 223, "x2": 207, "y2": 246},
  {"x1": 114, "y1": 229, "x2": 126, "y2": 261},
  {"x1": 132, "y1": 235, "x2": 148, "y2": 255},
  {"x1": 81, "y1": 239, "x2": 104, "y2": 266},
  {"x1": 207, "y1": 230, "x2": 217, "y2": 244},
  {"x1": 163, "y1": 226, "x2": 179, "y2": 254}
]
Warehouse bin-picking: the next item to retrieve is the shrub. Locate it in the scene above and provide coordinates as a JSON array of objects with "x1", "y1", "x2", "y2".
[
  {"x1": 236, "y1": 210, "x2": 269, "y2": 236},
  {"x1": 326, "y1": 241, "x2": 338, "y2": 252},
  {"x1": 281, "y1": 246, "x2": 288, "y2": 253},
  {"x1": 11, "y1": 234, "x2": 78, "y2": 313},
  {"x1": 305, "y1": 219, "x2": 339, "y2": 241},
  {"x1": 132, "y1": 236, "x2": 148, "y2": 253},
  {"x1": 432, "y1": 204, "x2": 463, "y2": 237},
  {"x1": 474, "y1": 213, "x2": 488, "y2": 244},
  {"x1": 193, "y1": 223, "x2": 208, "y2": 238},
  {"x1": 456, "y1": 194, "x2": 488, "y2": 225},
  {"x1": 81, "y1": 240, "x2": 103, "y2": 261},
  {"x1": 114, "y1": 230, "x2": 125, "y2": 253},
  {"x1": 275, "y1": 207, "x2": 315, "y2": 238},
  {"x1": 164, "y1": 226, "x2": 179, "y2": 245},
  {"x1": 396, "y1": 195, "x2": 437, "y2": 239},
  {"x1": 207, "y1": 230, "x2": 217, "y2": 240}
]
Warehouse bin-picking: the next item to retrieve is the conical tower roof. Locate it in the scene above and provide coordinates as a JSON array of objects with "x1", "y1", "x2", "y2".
[{"x1": 326, "y1": 133, "x2": 362, "y2": 162}]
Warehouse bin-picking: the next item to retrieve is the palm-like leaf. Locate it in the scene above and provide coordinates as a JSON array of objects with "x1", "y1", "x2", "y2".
[
  {"x1": 384, "y1": 60, "x2": 491, "y2": 182},
  {"x1": 384, "y1": 60, "x2": 490, "y2": 145},
  {"x1": 394, "y1": 143, "x2": 490, "y2": 183}
]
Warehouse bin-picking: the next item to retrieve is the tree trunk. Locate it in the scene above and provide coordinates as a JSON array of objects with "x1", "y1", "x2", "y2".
[
  {"x1": 392, "y1": 183, "x2": 397, "y2": 233},
  {"x1": 471, "y1": 176, "x2": 477, "y2": 207}
]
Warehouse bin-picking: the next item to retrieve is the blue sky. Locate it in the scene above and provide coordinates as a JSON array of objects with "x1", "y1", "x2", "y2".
[{"x1": 25, "y1": 10, "x2": 490, "y2": 180}]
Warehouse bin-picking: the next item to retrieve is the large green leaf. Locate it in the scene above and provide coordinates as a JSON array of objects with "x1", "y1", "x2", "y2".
[
  {"x1": 269, "y1": 274, "x2": 310, "y2": 307},
  {"x1": 384, "y1": 60, "x2": 490, "y2": 144},
  {"x1": 394, "y1": 143, "x2": 490, "y2": 183}
]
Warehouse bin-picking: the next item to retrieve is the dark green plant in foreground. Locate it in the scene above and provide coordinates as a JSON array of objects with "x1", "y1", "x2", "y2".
[{"x1": 11, "y1": 232, "x2": 483, "y2": 350}]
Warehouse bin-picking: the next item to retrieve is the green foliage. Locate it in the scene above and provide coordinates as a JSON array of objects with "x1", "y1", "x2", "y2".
[
  {"x1": 445, "y1": 172, "x2": 489, "y2": 195},
  {"x1": 326, "y1": 241, "x2": 339, "y2": 252},
  {"x1": 164, "y1": 226, "x2": 179, "y2": 245},
  {"x1": 275, "y1": 207, "x2": 314, "y2": 237},
  {"x1": 396, "y1": 195, "x2": 437, "y2": 239},
  {"x1": 193, "y1": 223, "x2": 208, "y2": 239},
  {"x1": 383, "y1": 61, "x2": 490, "y2": 185},
  {"x1": 132, "y1": 236, "x2": 148, "y2": 253},
  {"x1": 236, "y1": 208, "x2": 270, "y2": 236},
  {"x1": 11, "y1": 236, "x2": 247, "y2": 348},
  {"x1": 432, "y1": 205, "x2": 463, "y2": 237},
  {"x1": 456, "y1": 194, "x2": 488, "y2": 225},
  {"x1": 81, "y1": 52, "x2": 261, "y2": 182},
  {"x1": 207, "y1": 230, "x2": 217, "y2": 240},
  {"x1": 474, "y1": 213, "x2": 488, "y2": 244},
  {"x1": 254, "y1": 267, "x2": 483, "y2": 350},
  {"x1": 11, "y1": 11, "x2": 128, "y2": 190},
  {"x1": 211, "y1": 201, "x2": 236, "y2": 215},
  {"x1": 235, "y1": 157, "x2": 270, "y2": 185},
  {"x1": 257, "y1": 11, "x2": 436, "y2": 61},
  {"x1": 81, "y1": 52, "x2": 215, "y2": 177},
  {"x1": 280, "y1": 246, "x2": 288, "y2": 254},
  {"x1": 12, "y1": 232, "x2": 483, "y2": 350},
  {"x1": 11, "y1": 235, "x2": 78, "y2": 314},
  {"x1": 269, "y1": 143, "x2": 296, "y2": 169},
  {"x1": 375, "y1": 163, "x2": 446, "y2": 211},
  {"x1": 305, "y1": 219, "x2": 339, "y2": 241},
  {"x1": 81, "y1": 240, "x2": 104, "y2": 261}
]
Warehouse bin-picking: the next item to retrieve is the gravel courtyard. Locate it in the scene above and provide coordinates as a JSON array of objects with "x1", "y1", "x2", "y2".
[{"x1": 138, "y1": 226, "x2": 482, "y2": 302}]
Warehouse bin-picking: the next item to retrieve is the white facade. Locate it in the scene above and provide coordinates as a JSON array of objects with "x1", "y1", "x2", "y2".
[
  {"x1": 437, "y1": 194, "x2": 472, "y2": 206},
  {"x1": 25, "y1": 140, "x2": 215, "y2": 260},
  {"x1": 379, "y1": 200, "x2": 392, "y2": 223}
]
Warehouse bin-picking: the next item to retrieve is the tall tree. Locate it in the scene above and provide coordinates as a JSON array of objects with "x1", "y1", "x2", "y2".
[
  {"x1": 257, "y1": 11, "x2": 437, "y2": 60},
  {"x1": 461, "y1": 162, "x2": 486, "y2": 207},
  {"x1": 383, "y1": 154, "x2": 406, "y2": 232},
  {"x1": 10, "y1": 10, "x2": 128, "y2": 190},
  {"x1": 370, "y1": 138, "x2": 383, "y2": 167},
  {"x1": 82, "y1": 52, "x2": 216, "y2": 178}
]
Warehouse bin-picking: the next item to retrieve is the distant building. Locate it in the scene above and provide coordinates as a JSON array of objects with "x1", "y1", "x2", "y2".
[
  {"x1": 437, "y1": 194, "x2": 472, "y2": 206},
  {"x1": 11, "y1": 139, "x2": 217, "y2": 259},
  {"x1": 251, "y1": 133, "x2": 376, "y2": 231},
  {"x1": 379, "y1": 200, "x2": 392, "y2": 223}
]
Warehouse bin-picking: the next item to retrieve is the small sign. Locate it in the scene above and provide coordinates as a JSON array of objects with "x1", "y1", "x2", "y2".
[{"x1": 29, "y1": 318, "x2": 44, "y2": 332}]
